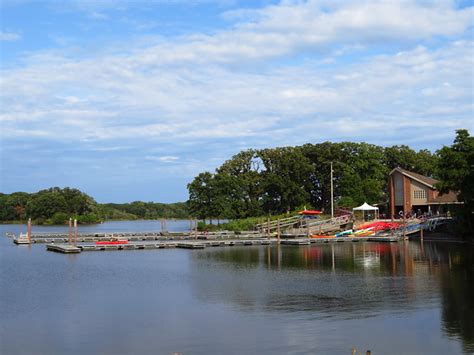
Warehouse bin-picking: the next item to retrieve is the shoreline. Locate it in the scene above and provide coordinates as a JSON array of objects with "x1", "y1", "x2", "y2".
[{"x1": 0, "y1": 217, "x2": 192, "y2": 226}]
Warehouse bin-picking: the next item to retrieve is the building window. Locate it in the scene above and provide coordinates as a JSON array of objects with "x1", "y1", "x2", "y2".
[{"x1": 413, "y1": 190, "x2": 426, "y2": 199}]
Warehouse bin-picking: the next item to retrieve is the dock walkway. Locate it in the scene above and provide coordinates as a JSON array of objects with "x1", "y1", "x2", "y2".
[{"x1": 46, "y1": 235, "x2": 403, "y2": 254}]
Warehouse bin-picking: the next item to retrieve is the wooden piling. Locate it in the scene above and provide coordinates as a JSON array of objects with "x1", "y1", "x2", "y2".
[
  {"x1": 74, "y1": 219, "x2": 78, "y2": 245},
  {"x1": 195, "y1": 218, "x2": 198, "y2": 239},
  {"x1": 277, "y1": 219, "x2": 281, "y2": 244},
  {"x1": 27, "y1": 218, "x2": 31, "y2": 243},
  {"x1": 68, "y1": 218, "x2": 72, "y2": 244}
]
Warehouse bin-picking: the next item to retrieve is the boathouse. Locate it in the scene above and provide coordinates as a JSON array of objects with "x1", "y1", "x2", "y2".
[{"x1": 388, "y1": 167, "x2": 460, "y2": 217}]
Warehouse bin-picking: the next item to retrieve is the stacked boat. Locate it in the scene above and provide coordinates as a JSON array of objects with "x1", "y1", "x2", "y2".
[{"x1": 311, "y1": 221, "x2": 402, "y2": 239}]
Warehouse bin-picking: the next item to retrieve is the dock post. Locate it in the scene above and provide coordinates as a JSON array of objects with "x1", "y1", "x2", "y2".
[
  {"x1": 420, "y1": 222, "x2": 424, "y2": 241},
  {"x1": 402, "y1": 216, "x2": 407, "y2": 239},
  {"x1": 277, "y1": 219, "x2": 281, "y2": 244},
  {"x1": 195, "y1": 218, "x2": 198, "y2": 239},
  {"x1": 74, "y1": 219, "x2": 77, "y2": 245},
  {"x1": 68, "y1": 218, "x2": 72, "y2": 244},
  {"x1": 27, "y1": 218, "x2": 32, "y2": 243},
  {"x1": 267, "y1": 217, "x2": 270, "y2": 238}
]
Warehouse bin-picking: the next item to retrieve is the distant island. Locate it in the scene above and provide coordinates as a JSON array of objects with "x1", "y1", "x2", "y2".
[{"x1": 0, "y1": 188, "x2": 188, "y2": 225}]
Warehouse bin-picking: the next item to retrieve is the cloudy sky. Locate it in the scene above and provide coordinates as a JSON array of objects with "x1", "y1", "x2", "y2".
[{"x1": 1, "y1": 0, "x2": 473, "y2": 202}]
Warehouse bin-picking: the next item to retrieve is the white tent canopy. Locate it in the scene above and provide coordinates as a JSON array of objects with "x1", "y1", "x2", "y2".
[
  {"x1": 353, "y1": 202, "x2": 379, "y2": 211},
  {"x1": 353, "y1": 202, "x2": 379, "y2": 221}
]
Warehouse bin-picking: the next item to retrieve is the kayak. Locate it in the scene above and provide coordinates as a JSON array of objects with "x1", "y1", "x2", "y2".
[
  {"x1": 335, "y1": 230, "x2": 353, "y2": 237},
  {"x1": 311, "y1": 235, "x2": 335, "y2": 238},
  {"x1": 95, "y1": 240, "x2": 129, "y2": 245}
]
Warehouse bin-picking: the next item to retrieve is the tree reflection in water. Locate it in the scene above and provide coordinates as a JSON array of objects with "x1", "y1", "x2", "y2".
[{"x1": 191, "y1": 241, "x2": 474, "y2": 351}]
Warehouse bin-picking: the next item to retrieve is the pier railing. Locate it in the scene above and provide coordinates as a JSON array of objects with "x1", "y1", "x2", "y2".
[
  {"x1": 254, "y1": 215, "x2": 302, "y2": 233},
  {"x1": 284, "y1": 214, "x2": 353, "y2": 236}
]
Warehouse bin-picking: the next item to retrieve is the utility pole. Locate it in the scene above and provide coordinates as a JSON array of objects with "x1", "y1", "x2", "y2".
[{"x1": 330, "y1": 161, "x2": 334, "y2": 218}]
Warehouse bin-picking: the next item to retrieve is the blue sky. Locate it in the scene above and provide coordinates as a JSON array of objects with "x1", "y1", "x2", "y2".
[{"x1": 1, "y1": 0, "x2": 473, "y2": 203}]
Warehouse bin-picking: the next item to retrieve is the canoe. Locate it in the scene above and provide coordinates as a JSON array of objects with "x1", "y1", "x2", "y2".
[{"x1": 311, "y1": 235, "x2": 335, "y2": 238}]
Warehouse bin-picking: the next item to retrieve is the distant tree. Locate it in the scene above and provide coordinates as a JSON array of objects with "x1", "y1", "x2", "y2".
[
  {"x1": 436, "y1": 129, "x2": 474, "y2": 236},
  {"x1": 187, "y1": 172, "x2": 217, "y2": 222},
  {"x1": 384, "y1": 145, "x2": 437, "y2": 176},
  {"x1": 26, "y1": 189, "x2": 68, "y2": 219},
  {"x1": 0, "y1": 192, "x2": 30, "y2": 221},
  {"x1": 217, "y1": 150, "x2": 264, "y2": 217},
  {"x1": 259, "y1": 147, "x2": 312, "y2": 214}
]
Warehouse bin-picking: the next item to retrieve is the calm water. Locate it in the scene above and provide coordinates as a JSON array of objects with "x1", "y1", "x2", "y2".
[{"x1": 1, "y1": 221, "x2": 473, "y2": 354}]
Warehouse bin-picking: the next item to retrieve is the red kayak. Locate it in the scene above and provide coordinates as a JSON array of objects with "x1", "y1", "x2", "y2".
[{"x1": 95, "y1": 240, "x2": 129, "y2": 245}]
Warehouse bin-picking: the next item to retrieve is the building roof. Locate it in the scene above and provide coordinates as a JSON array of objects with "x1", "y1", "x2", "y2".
[
  {"x1": 431, "y1": 191, "x2": 461, "y2": 204},
  {"x1": 390, "y1": 167, "x2": 439, "y2": 188}
]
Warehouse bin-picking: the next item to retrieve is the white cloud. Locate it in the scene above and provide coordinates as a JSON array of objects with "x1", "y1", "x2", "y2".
[
  {"x1": 1, "y1": 0, "x2": 472, "y2": 151},
  {"x1": 0, "y1": 31, "x2": 21, "y2": 41},
  {"x1": 146, "y1": 155, "x2": 179, "y2": 163}
]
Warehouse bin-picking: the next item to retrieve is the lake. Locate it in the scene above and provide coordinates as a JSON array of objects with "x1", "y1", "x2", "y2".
[{"x1": 1, "y1": 221, "x2": 473, "y2": 354}]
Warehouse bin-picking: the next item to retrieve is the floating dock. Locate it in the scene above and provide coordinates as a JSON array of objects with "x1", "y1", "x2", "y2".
[
  {"x1": 17, "y1": 231, "x2": 263, "y2": 244},
  {"x1": 46, "y1": 244, "x2": 81, "y2": 253},
  {"x1": 45, "y1": 235, "x2": 402, "y2": 254}
]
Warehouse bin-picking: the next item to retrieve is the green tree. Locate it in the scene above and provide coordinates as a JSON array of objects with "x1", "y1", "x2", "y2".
[
  {"x1": 26, "y1": 189, "x2": 68, "y2": 219},
  {"x1": 436, "y1": 129, "x2": 474, "y2": 236},
  {"x1": 259, "y1": 147, "x2": 312, "y2": 214},
  {"x1": 384, "y1": 145, "x2": 437, "y2": 176},
  {"x1": 187, "y1": 172, "x2": 218, "y2": 222},
  {"x1": 217, "y1": 150, "x2": 264, "y2": 217}
]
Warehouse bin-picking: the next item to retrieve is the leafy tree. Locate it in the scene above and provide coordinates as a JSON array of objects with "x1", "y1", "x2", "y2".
[
  {"x1": 187, "y1": 172, "x2": 218, "y2": 222},
  {"x1": 384, "y1": 145, "x2": 437, "y2": 176},
  {"x1": 26, "y1": 189, "x2": 68, "y2": 219},
  {"x1": 259, "y1": 147, "x2": 312, "y2": 214},
  {"x1": 436, "y1": 129, "x2": 474, "y2": 236},
  {"x1": 217, "y1": 150, "x2": 264, "y2": 217}
]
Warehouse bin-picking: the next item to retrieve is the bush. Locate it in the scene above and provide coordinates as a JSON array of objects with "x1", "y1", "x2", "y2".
[
  {"x1": 76, "y1": 213, "x2": 100, "y2": 224},
  {"x1": 50, "y1": 212, "x2": 69, "y2": 225},
  {"x1": 197, "y1": 221, "x2": 219, "y2": 232}
]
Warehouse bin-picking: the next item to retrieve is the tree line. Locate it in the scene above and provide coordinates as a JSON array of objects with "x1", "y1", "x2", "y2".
[
  {"x1": 0, "y1": 187, "x2": 189, "y2": 224},
  {"x1": 187, "y1": 131, "x2": 472, "y2": 228}
]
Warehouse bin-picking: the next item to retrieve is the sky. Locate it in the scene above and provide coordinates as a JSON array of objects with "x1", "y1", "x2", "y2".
[{"x1": 1, "y1": 0, "x2": 473, "y2": 203}]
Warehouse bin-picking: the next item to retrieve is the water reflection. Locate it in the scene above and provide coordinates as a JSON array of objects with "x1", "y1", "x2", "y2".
[{"x1": 191, "y1": 241, "x2": 474, "y2": 352}]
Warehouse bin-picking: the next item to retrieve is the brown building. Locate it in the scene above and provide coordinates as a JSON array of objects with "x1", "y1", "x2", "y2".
[{"x1": 388, "y1": 167, "x2": 461, "y2": 217}]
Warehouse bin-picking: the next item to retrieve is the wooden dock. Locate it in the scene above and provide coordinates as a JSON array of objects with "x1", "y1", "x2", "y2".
[
  {"x1": 45, "y1": 239, "x2": 274, "y2": 254},
  {"x1": 45, "y1": 235, "x2": 403, "y2": 254},
  {"x1": 16, "y1": 231, "x2": 264, "y2": 244}
]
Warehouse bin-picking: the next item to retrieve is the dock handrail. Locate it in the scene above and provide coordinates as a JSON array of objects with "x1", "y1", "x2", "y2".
[
  {"x1": 285, "y1": 214, "x2": 353, "y2": 235},
  {"x1": 254, "y1": 215, "x2": 302, "y2": 232}
]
